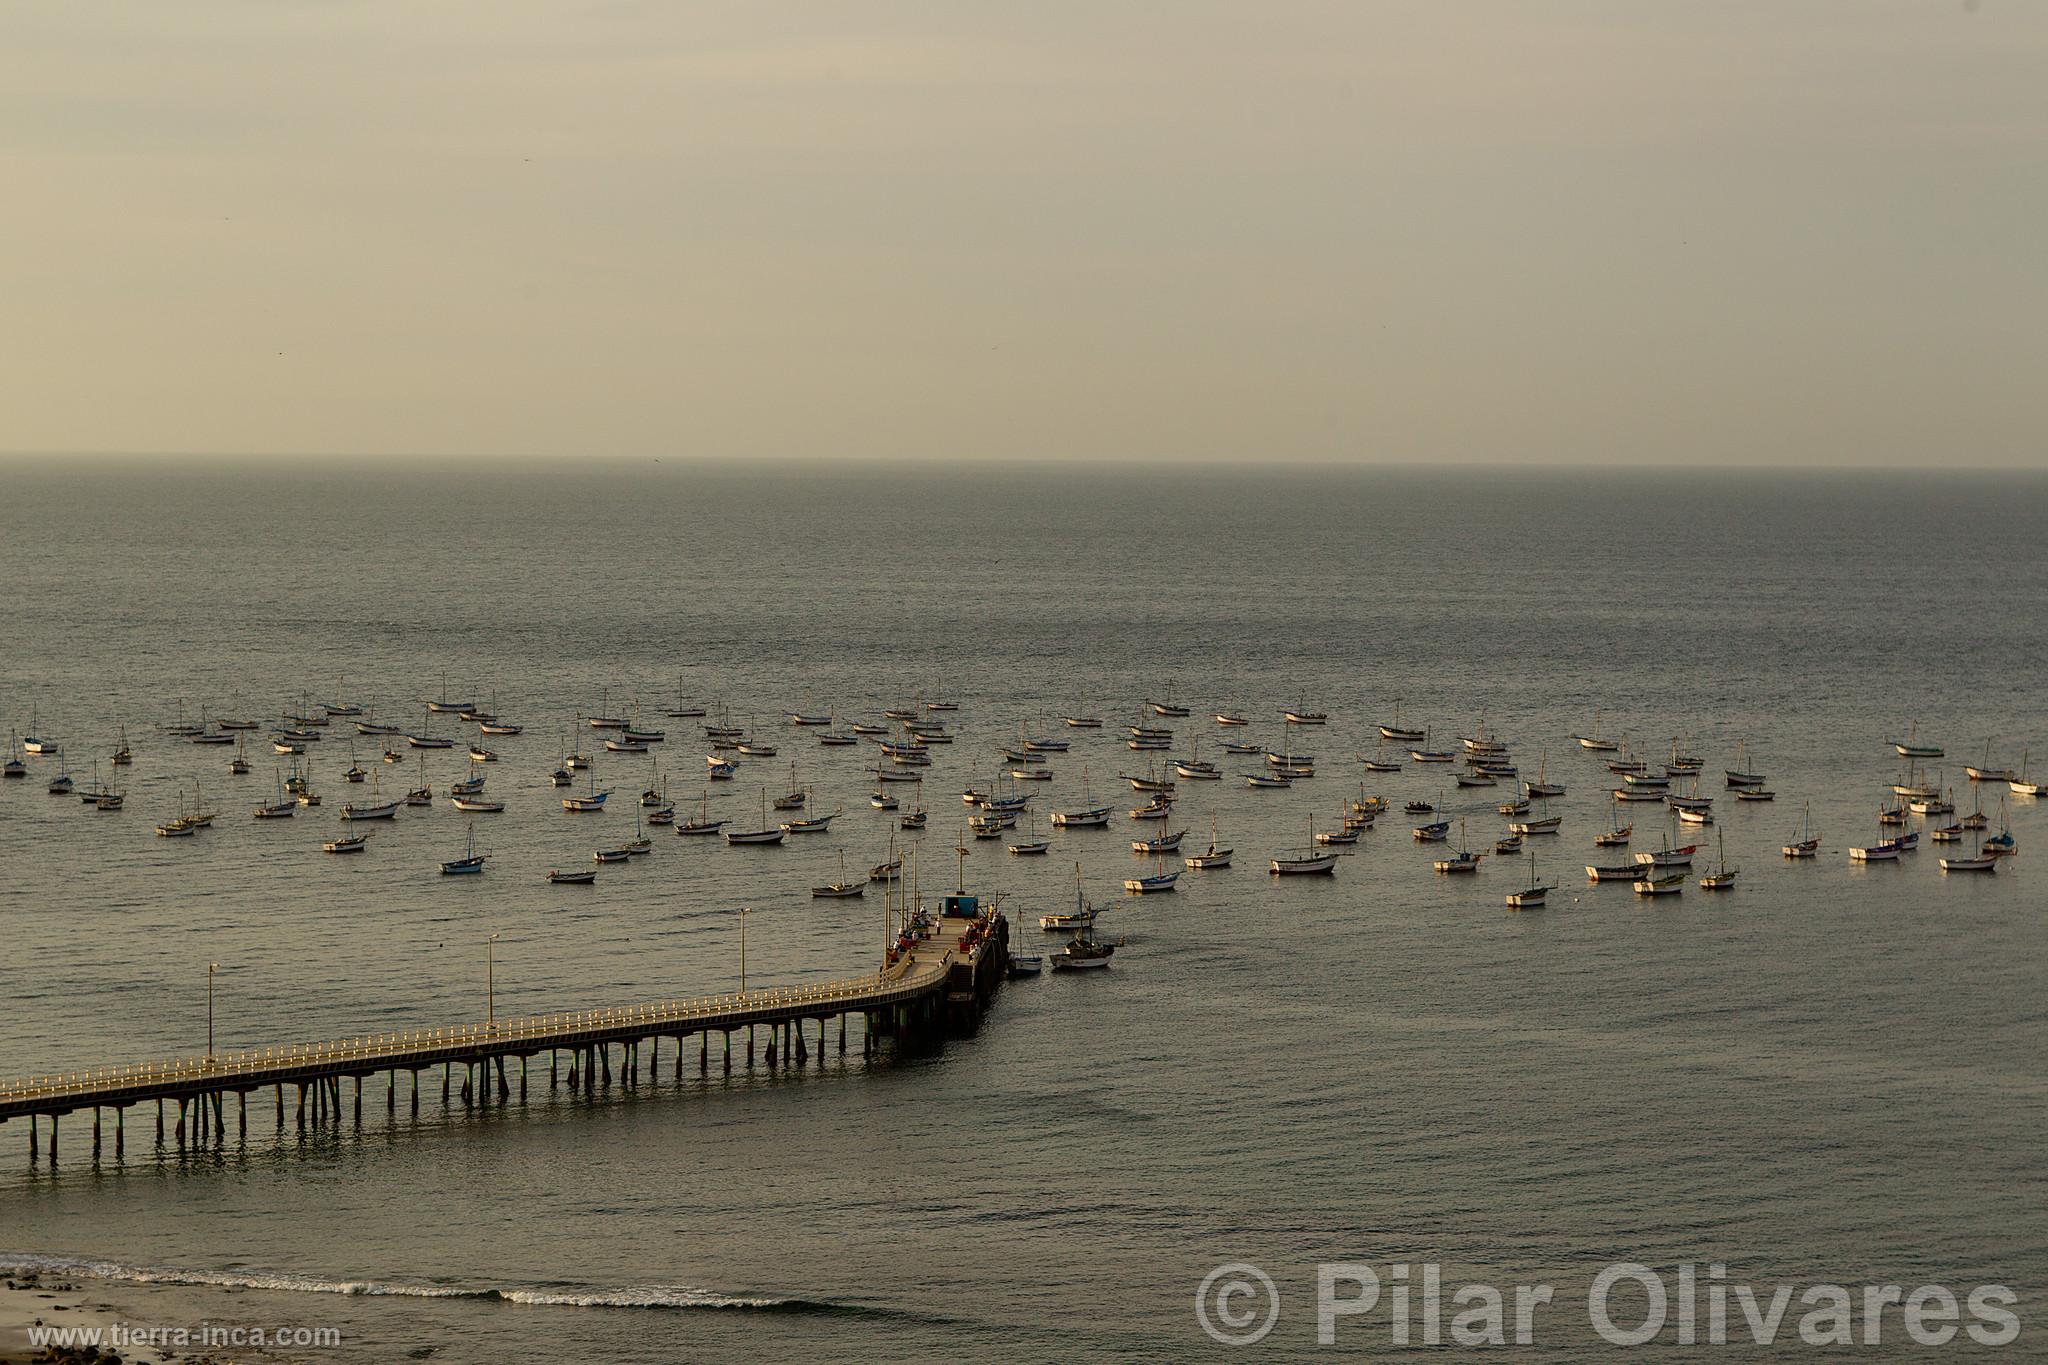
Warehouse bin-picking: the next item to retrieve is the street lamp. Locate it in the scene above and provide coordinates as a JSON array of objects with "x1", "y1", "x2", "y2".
[
  {"x1": 487, "y1": 932, "x2": 500, "y2": 1029},
  {"x1": 206, "y1": 961, "x2": 220, "y2": 1060},
  {"x1": 738, "y1": 907, "x2": 750, "y2": 993}
]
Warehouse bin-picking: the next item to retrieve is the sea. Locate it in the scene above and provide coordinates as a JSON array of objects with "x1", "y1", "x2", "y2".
[{"x1": 0, "y1": 458, "x2": 2043, "y2": 1361}]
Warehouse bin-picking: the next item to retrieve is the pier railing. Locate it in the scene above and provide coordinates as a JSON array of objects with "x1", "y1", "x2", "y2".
[{"x1": 1, "y1": 950, "x2": 949, "y2": 1109}]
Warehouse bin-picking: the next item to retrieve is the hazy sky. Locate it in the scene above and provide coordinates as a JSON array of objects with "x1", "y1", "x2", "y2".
[{"x1": 2, "y1": 1, "x2": 2043, "y2": 466}]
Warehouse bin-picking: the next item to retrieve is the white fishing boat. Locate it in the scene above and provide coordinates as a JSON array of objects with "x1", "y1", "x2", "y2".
[
  {"x1": 1213, "y1": 712, "x2": 1248, "y2": 727},
  {"x1": 1507, "y1": 852, "x2": 1553, "y2": 909},
  {"x1": 1697, "y1": 829, "x2": 1737, "y2": 889},
  {"x1": 1508, "y1": 815, "x2": 1562, "y2": 835},
  {"x1": 1271, "y1": 816, "x2": 1339, "y2": 875},
  {"x1": 324, "y1": 832, "x2": 370, "y2": 853},
  {"x1": 1062, "y1": 715, "x2": 1104, "y2": 728},
  {"x1": 1574, "y1": 711, "x2": 1619, "y2": 751},
  {"x1": 1051, "y1": 767, "x2": 1113, "y2": 826},
  {"x1": 1633, "y1": 872, "x2": 1685, "y2": 896},
  {"x1": 2010, "y1": 750, "x2": 2041, "y2": 798},
  {"x1": 1132, "y1": 829, "x2": 1185, "y2": 854},
  {"x1": 1891, "y1": 720, "x2": 1943, "y2": 759},
  {"x1": 1434, "y1": 819, "x2": 1483, "y2": 874},
  {"x1": 562, "y1": 767, "x2": 611, "y2": 813},
  {"x1": 1184, "y1": 815, "x2": 1232, "y2": 869},
  {"x1": 1377, "y1": 700, "x2": 1426, "y2": 744},
  {"x1": 339, "y1": 797, "x2": 400, "y2": 820},
  {"x1": 1586, "y1": 862, "x2": 1643, "y2": 882},
  {"x1": 1149, "y1": 701, "x2": 1190, "y2": 718},
  {"x1": 1050, "y1": 930, "x2": 1119, "y2": 970},
  {"x1": 449, "y1": 796, "x2": 504, "y2": 813},
  {"x1": 725, "y1": 789, "x2": 786, "y2": 844},
  {"x1": 1244, "y1": 772, "x2": 1291, "y2": 789},
  {"x1": 1965, "y1": 739, "x2": 2014, "y2": 783},
  {"x1": 1633, "y1": 841, "x2": 1699, "y2": 868}
]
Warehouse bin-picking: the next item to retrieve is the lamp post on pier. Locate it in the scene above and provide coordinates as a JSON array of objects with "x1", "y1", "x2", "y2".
[{"x1": 206, "y1": 961, "x2": 220, "y2": 1061}]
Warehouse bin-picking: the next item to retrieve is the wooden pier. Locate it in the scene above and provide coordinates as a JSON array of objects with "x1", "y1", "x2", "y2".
[{"x1": 1, "y1": 904, "x2": 1010, "y2": 1163}]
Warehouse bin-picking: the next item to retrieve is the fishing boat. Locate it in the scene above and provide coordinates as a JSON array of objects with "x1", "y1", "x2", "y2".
[
  {"x1": 1455, "y1": 769, "x2": 1497, "y2": 788},
  {"x1": 1283, "y1": 706, "x2": 1328, "y2": 725},
  {"x1": 1315, "y1": 824, "x2": 1360, "y2": 846},
  {"x1": 1508, "y1": 815, "x2": 1562, "y2": 835},
  {"x1": 812, "y1": 851, "x2": 868, "y2": 898},
  {"x1": 1051, "y1": 767, "x2": 1113, "y2": 827},
  {"x1": 1494, "y1": 834, "x2": 1523, "y2": 855},
  {"x1": 592, "y1": 847, "x2": 630, "y2": 864},
  {"x1": 1574, "y1": 711, "x2": 1619, "y2": 751},
  {"x1": 1633, "y1": 872, "x2": 1685, "y2": 896},
  {"x1": 1522, "y1": 751, "x2": 1564, "y2": 799},
  {"x1": 1891, "y1": 720, "x2": 1943, "y2": 759},
  {"x1": 323, "y1": 833, "x2": 370, "y2": 854},
  {"x1": 1377, "y1": 701, "x2": 1426, "y2": 744},
  {"x1": 819, "y1": 731, "x2": 859, "y2": 746},
  {"x1": 1132, "y1": 828, "x2": 1185, "y2": 854},
  {"x1": 1735, "y1": 788, "x2": 1776, "y2": 802},
  {"x1": 2011, "y1": 751, "x2": 2041, "y2": 798},
  {"x1": 1633, "y1": 841, "x2": 1699, "y2": 868},
  {"x1": 1507, "y1": 853, "x2": 1553, "y2": 908},
  {"x1": 339, "y1": 793, "x2": 401, "y2": 820},
  {"x1": 1409, "y1": 744, "x2": 1456, "y2": 764},
  {"x1": 356, "y1": 720, "x2": 403, "y2": 736},
  {"x1": 871, "y1": 790, "x2": 899, "y2": 810},
  {"x1": 546, "y1": 867, "x2": 598, "y2": 884},
  {"x1": 440, "y1": 825, "x2": 488, "y2": 875},
  {"x1": 408, "y1": 732, "x2": 454, "y2": 750},
  {"x1": 1724, "y1": 740, "x2": 1766, "y2": 788},
  {"x1": 1123, "y1": 854, "x2": 1180, "y2": 894},
  {"x1": 1586, "y1": 862, "x2": 1643, "y2": 882},
  {"x1": 44, "y1": 769, "x2": 74, "y2": 796},
  {"x1": 585, "y1": 689, "x2": 627, "y2": 730},
  {"x1": 1039, "y1": 866, "x2": 1102, "y2": 930},
  {"x1": 1849, "y1": 839, "x2": 1901, "y2": 862},
  {"x1": 1698, "y1": 830, "x2": 1737, "y2": 889},
  {"x1": 1412, "y1": 817, "x2": 1450, "y2": 843},
  {"x1": 1965, "y1": 739, "x2": 2015, "y2": 783},
  {"x1": 449, "y1": 796, "x2": 505, "y2": 813},
  {"x1": 1008, "y1": 815, "x2": 1050, "y2": 856},
  {"x1": 1184, "y1": 815, "x2": 1232, "y2": 869},
  {"x1": 1062, "y1": 715, "x2": 1104, "y2": 728},
  {"x1": 1433, "y1": 819, "x2": 1483, "y2": 874},
  {"x1": 1271, "y1": 816, "x2": 1339, "y2": 875},
  {"x1": 562, "y1": 767, "x2": 611, "y2": 813},
  {"x1": 1149, "y1": 701, "x2": 1190, "y2": 718},
  {"x1": 900, "y1": 802, "x2": 928, "y2": 830},
  {"x1": 1051, "y1": 930, "x2": 1119, "y2": 971},
  {"x1": 788, "y1": 712, "x2": 832, "y2": 726},
  {"x1": 1213, "y1": 712, "x2": 1248, "y2": 727},
  {"x1": 725, "y1": 789, "x2": 787, "y2": 844},
  {"x1": 1244, "y1": 771, "x2": 1291, "y2": 789},
  {"x1": 1128, "y1": 798, "x2": 1173, "y2": 821},
  {"x1": 1676, "y1": 806, "x2": 1714, "y2": 826},
  {"x1": 109, "y1": 724, "x2": 132, "y2": 767},
  {"x1": 1940, "y1": 841, "x2": 2000, "y2": 873},
  {"x1": 1983, "y1": 799, "x2": 2017, "y2": 857},
  {"x1": 676, "y1": 790, "x2": 725, "y2": 836}
]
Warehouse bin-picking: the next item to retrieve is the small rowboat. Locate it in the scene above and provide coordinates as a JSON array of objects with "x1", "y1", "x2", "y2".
[{"x1": 547, "y1": 868, "x2": 597, "y2": 884}]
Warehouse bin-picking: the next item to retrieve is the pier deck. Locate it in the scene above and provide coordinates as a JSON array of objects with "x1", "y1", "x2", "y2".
[{"x1": 2, "y1": 910, "x2": 1009, "y2": 1159}]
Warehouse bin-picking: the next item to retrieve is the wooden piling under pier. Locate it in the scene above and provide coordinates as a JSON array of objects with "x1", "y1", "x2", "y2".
[{"x1": 2, "y1": 915, "x2": 1006, "y2": 1162}]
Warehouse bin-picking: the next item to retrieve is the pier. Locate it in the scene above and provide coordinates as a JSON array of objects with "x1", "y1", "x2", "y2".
[{"x1": 1, "y1": 902, "x2": 1009, "y2": 1163}]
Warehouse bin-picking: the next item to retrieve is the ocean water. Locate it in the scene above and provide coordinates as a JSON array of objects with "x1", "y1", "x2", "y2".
[{"x1": 0, "y1": 459, "x2": 2044, "y2": 1360}]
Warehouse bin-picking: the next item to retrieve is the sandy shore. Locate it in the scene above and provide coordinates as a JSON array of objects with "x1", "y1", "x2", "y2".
[{"x1": 0, "y1": 1269, "x2": 184, "y2": 1364}]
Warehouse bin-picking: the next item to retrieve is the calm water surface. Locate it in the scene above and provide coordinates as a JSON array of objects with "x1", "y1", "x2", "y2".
[{"x1": 0, "y1": 460, "x2": 2043, "y2": 1360}]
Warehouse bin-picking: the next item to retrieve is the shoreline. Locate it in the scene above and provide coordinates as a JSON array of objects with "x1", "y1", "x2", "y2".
[{"x1": 0, "y1": 1268, "x2": 173, "y2": 1364}]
